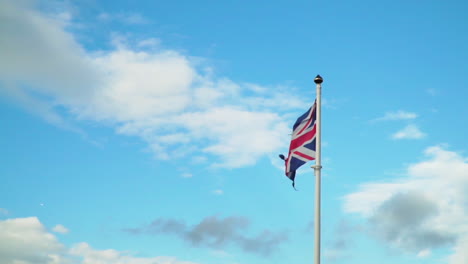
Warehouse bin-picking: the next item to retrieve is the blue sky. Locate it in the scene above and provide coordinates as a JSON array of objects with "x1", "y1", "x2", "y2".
[{"x1": 1, "y1": 0, "x2": 467, "y2": 264}]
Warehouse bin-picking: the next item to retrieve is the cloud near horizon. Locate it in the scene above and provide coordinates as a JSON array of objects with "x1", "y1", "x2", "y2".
[
  {"x1": 0, "y1": 216, "x2": 199, "y2": 264},
  {"x1": 0, "y1": 0, "x2": 309, "y2": 168},
  {"x1": 344, "y1": 146, "x2": 468, "y2": 264},
  {"x1": 124, "y1": 215, "x2": 288, "y2": 256}
]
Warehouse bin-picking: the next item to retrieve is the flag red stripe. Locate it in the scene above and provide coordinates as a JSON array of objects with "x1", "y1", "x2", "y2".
[
  {"x1": 289, "y1": 125, "x2": 316, "y2": 151},
  {"x1": 294, "y1": 151, "x2": 315, "y2": 160}
]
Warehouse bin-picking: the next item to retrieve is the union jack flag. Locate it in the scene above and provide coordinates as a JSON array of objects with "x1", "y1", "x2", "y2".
[{"x1": 280, "y1": 100, "x2": 317, "y2": 187}]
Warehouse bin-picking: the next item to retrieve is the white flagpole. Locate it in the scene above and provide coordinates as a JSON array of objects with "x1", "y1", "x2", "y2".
[{"x1": 312, "y1": 74, "x2": 323, "y2": 264}]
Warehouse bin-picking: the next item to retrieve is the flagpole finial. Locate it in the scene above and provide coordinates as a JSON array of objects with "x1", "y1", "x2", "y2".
[{"x1": 314, "y1": 75, "x2": 323, "y2": 84}]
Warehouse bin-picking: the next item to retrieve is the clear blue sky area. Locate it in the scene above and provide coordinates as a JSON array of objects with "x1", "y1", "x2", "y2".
[{"x1": 1, "y1": 1, "x2": 467, "y2": 264}]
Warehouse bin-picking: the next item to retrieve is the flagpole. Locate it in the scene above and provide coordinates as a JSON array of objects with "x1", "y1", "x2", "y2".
[{"x1": 312, "y1": 74, "x2": 323, "y2": 264}]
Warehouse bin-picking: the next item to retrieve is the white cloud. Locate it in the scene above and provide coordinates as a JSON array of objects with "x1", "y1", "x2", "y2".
[
  {"x1": 344, "y1": 146, "x2": 468, "y2": 263},
  {"x1": 0, "y1": 1, "x2": 99, "y2": 101},
  {"x1": 448, "y1": 237, "x2": 468, "y2": 264},
  {"x1": 392, "y1": 124, "x2": 426, "y2": 139},
  {"x1": 0, "y1": 217, "x2": 65, "y2": 264},
  {"x1": 52, "y1": 224, "x2": 69, "y2": 234},
  {"x1": 175, "y1": 107, "x2": 289, "y2": 168},
  {"x1": 0, "y1": 217, "x2": 200, "y2": 264},
  {"x1": 85, "y1": 48, "x2": 196, "y2": 122},
  {"x1": 373, "y1": 110, "x2": 418, "y2": 121},
  {"x1": 0, "y1": 1, "x2": 306, "y2": 168}
]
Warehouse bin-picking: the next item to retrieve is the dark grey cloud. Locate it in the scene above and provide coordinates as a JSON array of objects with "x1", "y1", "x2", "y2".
[
  {"x1": 369, "y1": 191, "x2": 456, "y2": 251},
  {"x1": 185, "y1": 216, "x2": 249, "y2": 247},
  {"x1": 324, "y1": 220, "x2": 358, "y2": 262},
  {"x1": 124, "y1": 218, "x2": 187, "y2": 235},
  {"x1": 124, "y1": 216, "x2": 287, "y2": 256},
  {"x1": 332, "y1": 220, "x2": 354, "y2": 250},
  {"x1": 238, "y1": 230, "x2": 288, "y2": 256}
]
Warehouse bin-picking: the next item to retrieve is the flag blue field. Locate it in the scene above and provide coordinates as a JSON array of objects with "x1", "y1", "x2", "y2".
[{"x1": 1, "y1": 1, "x2": 468, "y2": 264}]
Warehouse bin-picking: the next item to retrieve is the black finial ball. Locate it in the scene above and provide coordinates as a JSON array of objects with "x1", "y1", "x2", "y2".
[{"x1": 314, "y1": 74, "x2": 323, "y2": 84}]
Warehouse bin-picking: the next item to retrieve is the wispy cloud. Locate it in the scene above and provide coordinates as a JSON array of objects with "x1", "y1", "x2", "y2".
[
  {"x1": 417, "y1": 249, "x2": 431, "y2": 258},
  {"x1": 97, "y1": 12, "x2": 149, "y2": 24},
  {"x1": 212, "y1": 189, "x2": 224, "y2": 195},
  {"x1": 392, "y1": 124, "x2": 426, "y2": 139},
  {"x1": 373, "y1": 110, "x2": 418, "y2": 122},
  {"x1": 181, "y1": 172, "x2": 193, "y2": 178},
  {"x1": 0, "y1": 208, "x2": 8, "y2": 215},
  {"x1": 0, "y1": 1, "x2": 307, "y2": 168},
  {"x1": 344, "y1": 146, "x2": 468, "y2": 263},
  {"x1": 121, "y1": 13, "x2": 148, "y2": 24},
  {"x1": 324, "y1": 220, "x2": 355, "y2": 262},
  {"x1": 52, "y1": 224, "x2": 69, "y2": 234},
  {"x1": 427, "y1": 88, "x2": 437, "y2": 96},
  {"x1": 124, "y1": 216, "x2": 288, "y2": 256},
  {"x1": 137, "y1": 38, "x2": 161, "y2": 48}
]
